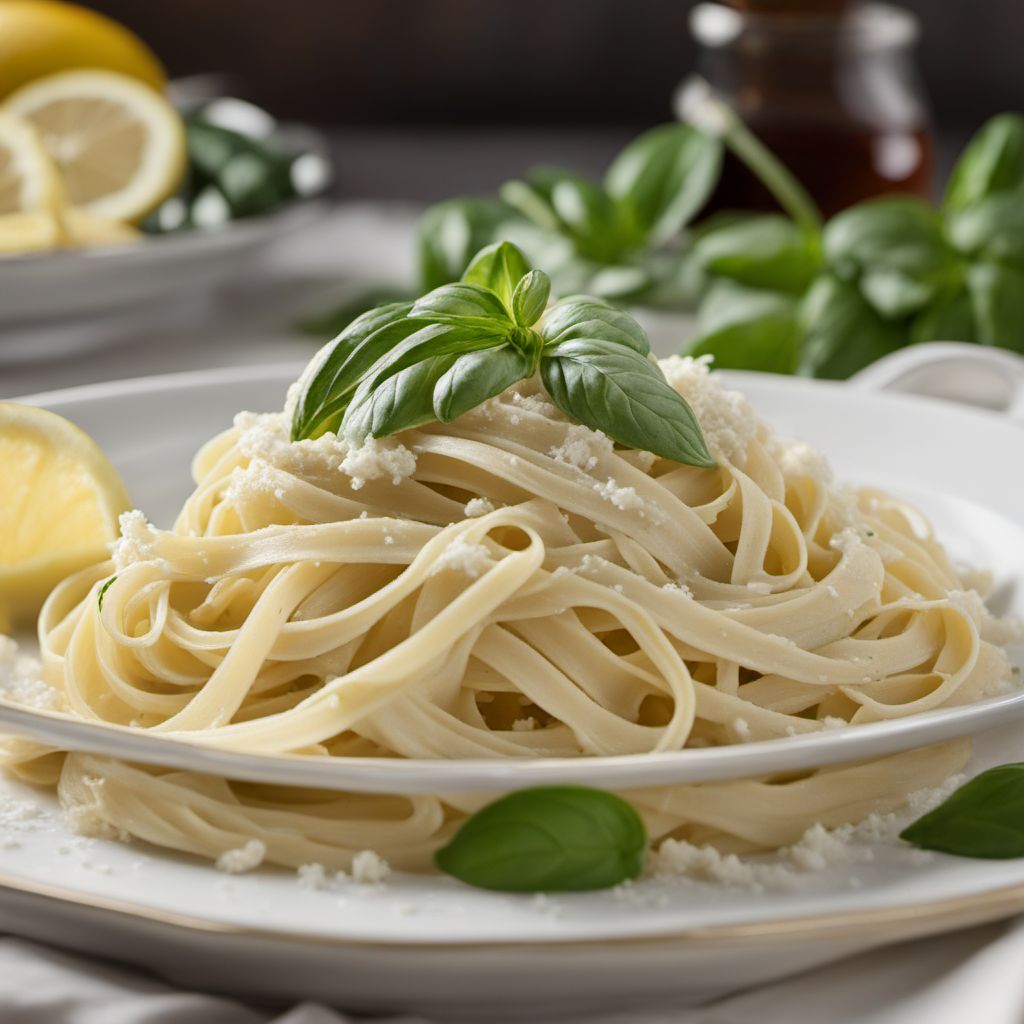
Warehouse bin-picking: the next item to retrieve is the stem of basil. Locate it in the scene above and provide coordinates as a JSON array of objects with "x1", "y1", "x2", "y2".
[{"x1": 718, "y1": 106, "x2": 823, "y2": 234}]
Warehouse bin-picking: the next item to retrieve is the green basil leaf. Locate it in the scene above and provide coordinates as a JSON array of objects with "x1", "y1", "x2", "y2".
[
  {"x1": 901, "y1": 764, "x2": 1024, "y2": 858},
  {"x1": 910, "y1": 287, "x2": 976, "y2": 344},
  {"x1": 946, "y1": 188, "x2": 1024, "y2": 270},
  {"x1": 511, "y1": 269, "x2": 551, "y2": 327},
  {"x1": 540, "y1": 298, "x2": 650, "y2": 356},
  {"x1": 461, "y1": 241, "x2": 531, "y2": 312},
  {"x1": 693, "y1": 215, "x2": 821, "y2": 294},
  {"x1": 434, "y1": 786, "x2": 647, "y2": 893},
  {"x1": 968, "y1": 262, "x2": 1024, "y2": 352},
  {"x1": 433, "y1": 345, "x2": 532, "y2": 423},
  {"x1": 605, "y1": 123, "x2": 723, "y2": 245},
  {"x1": 799, "y1": 275, "x2": 901, "y2": 380},
  {"x1": 343, "y1": 351, "x2": 461, "y2": 441},
  {"x1": 541, "y1": 339, "x2": 714, "y2": 467},
  {"x1": 290, "y1": 302, "x2": 418, "y2": 440},
  {"x1": 688, "y1": 283, "x2": 800, "y2": 373},
  {"x1": 945, "y1": 113, "x2": 1024, "y2": 213},
  {"x1": 418, "y1": 197, "x2": 518, "y2": 291},
  {"x1": 824, "y1": 198, "x2": 956, "y2": 317},
  {"x1": 411, "y1": 281, "x2": 513, "y2": 327}
]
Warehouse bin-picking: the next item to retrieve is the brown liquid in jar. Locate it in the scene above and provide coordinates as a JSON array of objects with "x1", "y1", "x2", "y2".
[{"x1": 688, "y1": 1, "x2": 934, "y2": 218}]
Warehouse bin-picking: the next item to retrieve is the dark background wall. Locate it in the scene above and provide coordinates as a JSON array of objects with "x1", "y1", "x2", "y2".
[{"x1": 85, "y1": 0, "x2": 1019, "y2": 129}]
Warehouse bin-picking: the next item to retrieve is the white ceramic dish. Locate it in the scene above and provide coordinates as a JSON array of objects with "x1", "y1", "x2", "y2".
[{"x1": 1, "y1": 346, "x2": 1023, "y2": 1015}]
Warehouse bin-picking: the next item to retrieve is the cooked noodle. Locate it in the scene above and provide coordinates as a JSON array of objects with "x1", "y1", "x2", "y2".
[{"x1": 1, "y1": 358, "x2": 1014, "y2": 870}]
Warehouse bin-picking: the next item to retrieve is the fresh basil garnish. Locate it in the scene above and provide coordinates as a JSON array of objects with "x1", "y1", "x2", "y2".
[
  {"x1": 901, "y1": 764, "x2": 1024, "y2": 858},
  {"x1": 290, "y1": 242, "x2": 714, "y2": 467},
  {"x1": 435, "y1": 786, "x2": 647, "y2": 892}
]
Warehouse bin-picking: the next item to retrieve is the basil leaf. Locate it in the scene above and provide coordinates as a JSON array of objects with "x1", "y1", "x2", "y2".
[
  {"x1": 688, "y1": 284, "x2": 800, "y2": 373},
  {"x1": 434, "y1": 786, "x2": 647, "y2": 893},
  {"x1": 968, "y1": 262, "x2": 1024, "y2": 352},
  {"x1": 605, "y1": 123, "x2": 722, "y2": 245},
  {"x1": 799, "y1": 275, "x2": 901, "y2": 380},
  {"x1": 541, "y1": 339, "x2": 714, "y2": 467},
  {"x1": 901, "y1": 764, "x2": 1024, "y2": 858},
  {"x1": 418, "y1": 197, "x2": 517, "y2": 290},
  {"x1": 540, "y1": 298, "x2": 650, "y2": 356},
  {"x1": 511, "y1": 269, "x2": 551, "y2": 327},
  {"x1": 824, "y1": 198, "x2": 956, "y2": 317},
  {"x1": 343, "y1": 352, "x2": 461, "y2": 441},
  {"x1": 946, "y1": 188, "x2": 1024, "y2": 270},
  {"x1": 694, "y1": 215, "x2": 821, "y2": 294},
  {"x1": 290, "y1": 302, "x2": 417, "y2": 440},
  {"x1": 433, "y1": 345, "x2": 532, "y2": 423},
  {"x1": 945, "y1": 113, "x2": 1024, "y2": 213},
  {"x1": 411, "y1": 281, "x2": 513, "y2": 327},
  {"x1": 910, "y1": 287, "x2": 976, "y2": 344},
  {"x1": 461, "y1": 241, "x2": 531, "y2": 312}
]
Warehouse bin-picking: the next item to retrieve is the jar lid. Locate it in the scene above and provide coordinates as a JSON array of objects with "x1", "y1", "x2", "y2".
[{"x1": 690, "y1": 2, "x2": 920, "y2": 52}]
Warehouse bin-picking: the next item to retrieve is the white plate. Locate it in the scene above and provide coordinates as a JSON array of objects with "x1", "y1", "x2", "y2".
[{"x1": 1, "y1": 350, "x2": 1023, "y2": 1015}]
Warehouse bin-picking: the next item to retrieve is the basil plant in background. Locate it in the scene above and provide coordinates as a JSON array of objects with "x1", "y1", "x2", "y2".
[
  {"x1": 688, "y1": 113, "x2": 1024, "y2": 378},
  {"x1": 419, "y1": 123, "x2": 723, "y2": 308},
  {"x1": 291, "y1": 241, "x2": 714, "y2": 468}
]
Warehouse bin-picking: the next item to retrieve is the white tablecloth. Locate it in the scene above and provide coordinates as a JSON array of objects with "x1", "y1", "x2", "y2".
[{"x1": 3, "y1": 202, "x2": 1023, "y2": 1022}]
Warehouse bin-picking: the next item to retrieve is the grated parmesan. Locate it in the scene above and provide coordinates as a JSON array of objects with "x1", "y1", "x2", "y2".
[
  {"x1": 351, "y1": 849, "x2": 391, "y2": 884},
  {"x1": 464, "y1": 497, "x2": 495, "y2": 518},
  {"x1": 0, "y1": 637, "x2": 60, "y2": 711},
  {"x1": 340, "y1": 438, "x2": 417, "y2": 490},
  {"x1": 549, "y1": 424, "x2": 613, "y2": 472},
  {"x1": 592, "y1": 478, "x2": 646, "y2": 513},
  {"x1": 659, "y1": 355, "x2": 757, "y2": 466},
  {"x1": 431, "y1": 536, "x2": 494, "y2": 579},
  {"x1": 112, "y1": 510, "x2": 158, "y2": 568},
  {"x1": 216, "y1": 839, "x2": 266, "y2": 874}
]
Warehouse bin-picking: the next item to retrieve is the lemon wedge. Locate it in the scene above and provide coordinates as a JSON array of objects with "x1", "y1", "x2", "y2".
[
  {"x1": 0, "y1": 211, "x2": 61, "y2": 254},
  {"x1": 0, "y1": 0, "x2": 166, "y2": 101},
  {"x1": 5, "y1": 70, "x2": 185, "y2": 222},
  {"x1": 0, "y1": 404, "x2": 131, "y2": 630},
  {"x1": 60, "y1": 208, "x2": 141, "y2": 248}
]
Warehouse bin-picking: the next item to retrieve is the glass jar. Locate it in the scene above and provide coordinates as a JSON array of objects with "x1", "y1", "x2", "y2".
[{"x1": 676, "y1": 2, "x2": 933, "y2": 218}]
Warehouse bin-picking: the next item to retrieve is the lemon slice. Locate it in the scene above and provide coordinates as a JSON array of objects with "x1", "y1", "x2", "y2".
[
  {"x1": 0, "y1": 211, "x2": 61, "y2": 254},
  {"x1": 60, "y1": 208, "x2": 141, "y2": 248},
  {"x1": 0, "y1": 111, "x2": 62, "y2": 215},
  {"x1": 0, "y1": 404, "x2": 131, "y2": 630},
  {"x1": 4, "y1": 70, "x2": 186, "y2": 222}
]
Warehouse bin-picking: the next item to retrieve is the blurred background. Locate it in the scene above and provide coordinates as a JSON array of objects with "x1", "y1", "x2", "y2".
[
  {"x1": 3, "y1": 0, "x2": 1022, "y2": 397},
  {"x1": 81, "y1": 0, "x2": 1023, "y2": 199}
]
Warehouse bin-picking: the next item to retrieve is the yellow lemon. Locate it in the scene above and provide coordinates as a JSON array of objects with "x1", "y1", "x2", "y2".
[
  {"x1": 0, "y1": 403, "x2": 131, "y2": 629},
  {"x1": 0, "y1": 0, "x2": 165, "y2": 101},
  {"x1": 60, "y1": 207, "x2": 141, "y2": 248},
  {"x1": 5, "y1": 70, "x2": 186, "y2": 222},
  {"x1": 0, "y1": 210, "x2": 61, "y2": 254},
  {"x1": 0, "y1": 110, "x2": 62, "y2": 215}
]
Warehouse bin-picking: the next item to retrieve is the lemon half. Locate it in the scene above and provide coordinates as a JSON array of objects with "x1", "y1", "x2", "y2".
[
  {"x1": 0, "y1": 404, "x2": 131, "y2": 630},
  {"x1": 5, "y1": 70, "x2": 186, "y2": 222}
]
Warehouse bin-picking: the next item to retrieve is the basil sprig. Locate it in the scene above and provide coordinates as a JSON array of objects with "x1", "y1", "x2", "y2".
[
  {"x1": 290, "y1": 242, "x2": 714, "y2": 467},
  {"x1": 435, "y1": 786, "x2": 647, "y2": 892},
  {"x1": 689, "y1": 112, "x2": 1024, "y2": 377},
  {"x1": 901, "y1": 764, "x2": 1024, "y2": 859}
]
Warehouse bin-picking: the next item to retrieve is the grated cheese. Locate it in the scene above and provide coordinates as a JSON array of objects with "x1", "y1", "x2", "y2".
[
  {"x1": 112, "y1": 510, "x2": 158, "y2": 568},
  {"x1": 0, "y1": 637, "x2": 60, "y2": 711},
  {"x1": 659, "y1": 355, "x2": 757, "y2": 466},
  {"x1": 431, "y1": 536, "x2": 494, "y2": 579},
  {"x1": 592, "y1": 478, "x2": 646, "y2": 513},
  {"x1": 340, "y1": 438, "x2": 417, "y2": 489},
  {"x1": 216, "y1": 839, "x2": 266, "y2": 874},
  {"x1": 464, "y1": 497, "x2": 495, "y2": 518},
  {"x1": 549, "y1": 424, "x2": 613, "y2": 472},
  {"x1": 351, "y1": 849, "x2": 391, "y2": 884}
]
